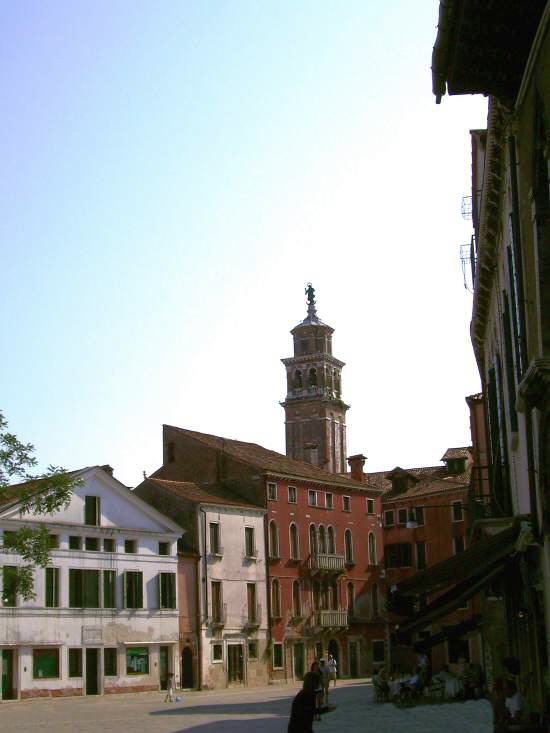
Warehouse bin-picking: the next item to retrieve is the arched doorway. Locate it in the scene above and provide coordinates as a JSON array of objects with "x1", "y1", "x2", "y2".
[
  {"x1": 328, "y1": 639, "x2": 339, "y2": 678},
  {"x1": 181, "y1": 647, "x2": 194, "y2": 689}
]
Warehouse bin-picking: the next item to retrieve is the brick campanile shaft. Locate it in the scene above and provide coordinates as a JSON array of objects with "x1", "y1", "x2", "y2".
[{"x1": 280, "y1": 284, "x2": 350, "y2": 473}]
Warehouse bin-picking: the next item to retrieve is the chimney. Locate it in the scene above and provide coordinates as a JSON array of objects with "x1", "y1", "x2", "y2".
[
  {"x1": 100, "y1": 464, "x2": 114, "y2": 477},
  {"x1": 347, "y1": 454, "x2": 367, "y2": 482}
]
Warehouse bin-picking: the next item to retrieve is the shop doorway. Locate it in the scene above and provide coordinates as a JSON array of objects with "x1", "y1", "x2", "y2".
[
  {"x1": 293, "y1": 642, "x2": 305, "y2": 680},
  {"x1": 349, "y1": 641, "x2": 359, "y2": 677},
  {"x1": 2, "y1": 650, "x2": 15, "y2": 700},
  {"x1": 227, "y1": 645, "x2": 243, "y2": 684},
  {"x1": 159, "y1": 646, "x2": 169, "y2": 690},
  {"x1": 85, "y1": 649, "x2": 99, "y2": 695},
  {"x1": 181, "y1": 647, "x2": 194, "y2": 689}
]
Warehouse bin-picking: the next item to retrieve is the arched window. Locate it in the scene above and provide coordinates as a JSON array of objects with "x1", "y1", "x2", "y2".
[
  {"x1": 289, "y1": 523, "x2": 299, "y2": 560},
  {"x1": 344, "y1": 529, "x2": 354, "y2": 564},
  {"x1": 322, "y1": 580, "x2": 329, "y2": 610},
  {"x1": 292, "y1": 580, "x2": 301, "y2": 617},
  {"x1": 272, "y1": 579, "x2": 281, "y2": 617},
  {"x1": 309, "y1": 524, "x2": 318, "y2": 556},
  {"x1": 327, "y1": 526, "x2": 336, "y2": 555},
  {"x1": 368, "y1": 532, "x2": 377, "y2": 566},
  {"x1": 347, "y1": 582, "x2": 355, "y2": 613},
  {"x1": 309, "y1": 367, "x2": 317, "y2": 386},
  {"x1": 330, "y1": 580, "x2": 338, "y2": 610},
  {"x1": 318, "y1": 525, "x2": 327, "y2": 554},
  {"x1": 269, "y1": 520, "x2": 279, "y2": 558},
  {"x1": 312, "y1": 580, "x2": 321, "y2": 610},
  {"x1": 293, "y1": 370, "x2": 302, "y2": 389},
  {"x1": 371, "y1": 584, "x2": 379, "y2": 618}
]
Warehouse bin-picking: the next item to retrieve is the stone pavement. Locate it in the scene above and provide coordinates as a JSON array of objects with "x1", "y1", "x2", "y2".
[{"x1": 0, "y1": 678, "x2": 493, "y2": 733}]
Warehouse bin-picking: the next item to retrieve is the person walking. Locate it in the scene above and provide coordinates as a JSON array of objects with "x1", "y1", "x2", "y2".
[
  {"x1": 310, "y1": 661, "x2": 323, "y2": 721},
  {"x1": 319, "y1": 658, "x2": 331, "y2": 705},
  {"x1": 328, "y1": 654, "x2": 337, "y2": 687},
  {"x1": 288, "y1": 672, "x2": 336, "y2": 733},
  {"x1": 164, "y1": 672, "x2": 176, "y2": 703}
]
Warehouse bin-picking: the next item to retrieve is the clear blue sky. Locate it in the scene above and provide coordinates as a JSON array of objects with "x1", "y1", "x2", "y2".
[{"x1": 1, "y1": 1, "x2": 488, "y2": 487}]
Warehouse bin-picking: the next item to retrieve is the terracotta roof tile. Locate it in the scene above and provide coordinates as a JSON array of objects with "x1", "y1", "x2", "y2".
[
  {"x1": 164, "y1": 425, "x2": 377, "y2": 493},
  {"x1": 144, "y1": 478, "x2": 263, "y2": 510},
  {"x1": 441, "y1": 447, "x2": 471, "y2": 461}
]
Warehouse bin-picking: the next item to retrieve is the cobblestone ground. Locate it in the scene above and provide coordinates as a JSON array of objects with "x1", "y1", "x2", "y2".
[{"x1": 0, "y1": 679, "x2": 493, "y2": 733}]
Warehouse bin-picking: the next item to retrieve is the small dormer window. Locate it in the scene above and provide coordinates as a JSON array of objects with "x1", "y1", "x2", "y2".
[{"x1": 446, "y1": 458, "x2": 466, "y2": 475}]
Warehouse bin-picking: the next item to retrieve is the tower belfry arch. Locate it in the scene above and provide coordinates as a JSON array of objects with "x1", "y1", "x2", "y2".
[{"x1": 280, "y1": 285, "x2": 350, "y2": 473}]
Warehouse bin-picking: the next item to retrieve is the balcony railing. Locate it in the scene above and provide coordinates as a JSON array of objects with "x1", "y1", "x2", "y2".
[
  {"x1": 209, "y1": 603, "x2": 227, "y2": 627},
  {"x1": 243, "y1": 604, "x2": 262, "y2": 628},
  {"x1": 308, "y1": 553, "x2": 345, "y2": 574},
  {"x1": 312, "y1": 609, "x2": 348, "y2": 628}
]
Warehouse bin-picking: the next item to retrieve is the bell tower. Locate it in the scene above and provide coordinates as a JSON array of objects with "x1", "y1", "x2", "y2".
[{"x1": 281, "y1": 284, "x2": 350, "y2": 473}]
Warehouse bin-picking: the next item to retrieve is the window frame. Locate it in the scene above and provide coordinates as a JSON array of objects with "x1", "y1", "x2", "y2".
[
  {"x1": 2, "y1": 565, "x2": 18, "y2": 607},
  {"x1": 289, "y1": 522, "x2": 300, "y2": 560},
  {"x1": 451, "y1": 500, "x2": 464, "y2": 523},
  {"x1": 342, "y1": 495, "x2": 351, "y2": 512},
  {"x1": 68, "y1": 648, "x2": 82, "y2": 678},
  {"x1": 126, "y1": 646, "x2": 149, "y2": 675},
  {"x1": 366, "y1": 498, "x2": 374, "y2": 515},
  {"x1": 33, "y1": 648, "x2": 59, "y2": 679},
  {"x1": 104, "y1": 647, "x2": 118, "y2": 676},
  {"x1": 288, "y1": 486, "x2": 297, "y2": 504},
  {"x1": 368, "y1": 532, "x2": 377, "y2": 566},
  {"x1": 158, "y1": 572, "x2": 176, "y2": 609},
  {"x1": 268, "y1": 520, "x2": 279, "y2": 559},
  {"x1": 308, "y1": 490, "x2": 317, "y2": 507},
  {"x1": 45, "y1": 566, "x2": 60, "y2": 608},
  {"x1": 272, "y1": 642, "x2": 284, "y2": 669},
  {"x1": 344, "y1": 529, "x2": 354, "y2": 565},
  {"x1": 209, "y1": 522, "x2": 222, "y2": 556},
  {"x1": 212, "y1": 643, "x2": 223, "y2": 663},
  {"x1": 383, "y1": 509, "x2": 395, "y2": 527},
  {"x1": 397, "y1": 508, "x2": 408, "y2": 526},
  {"x1": 123, "y1": 570, "x2": 143, "y2": 610},
  {"x1": 244, "y1": 526, "x2": 256, "y2": 558},
  {"x1": 267, "y1": 482, "x2": 277, "y2": 501},
  {"x1": 325, "y1": 492, "x2": 333, "y2": 510},
  {"x1": 69, "y1": 568, "x2": 100, "y2": 609},
  {"x1": 103, "y1": 569, "x2": 116, "y2": 609},
  {"x1": 84, "y1": 496, "x2": 100, "y2": 527}
]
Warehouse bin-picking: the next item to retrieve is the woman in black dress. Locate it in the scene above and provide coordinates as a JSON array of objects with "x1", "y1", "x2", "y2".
[{"x1": 288, "y1": 672, "x2": 335, "y2": 733}]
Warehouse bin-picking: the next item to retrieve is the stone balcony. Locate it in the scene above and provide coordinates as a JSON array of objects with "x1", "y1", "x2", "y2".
[{"x1": 307, "y1": 553, "x2": 346, "y2": 575}]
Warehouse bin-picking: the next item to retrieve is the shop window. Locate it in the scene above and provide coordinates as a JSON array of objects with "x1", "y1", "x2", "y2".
[
  {"x1": 68, "y1": 648, "x2": 82, "y2": 678},
  {"x1": 126, "y1": 647, "x2": 149, "y2": 675},
  {"x1": 104, "y1": 648, "x2": 117, "y2": 676},
  {"x1": 33, "y1": 648, "x2": 59, "y2": 679},
  {"x1": 273, "y1": 643, "x2": 284, "y2": 669}
]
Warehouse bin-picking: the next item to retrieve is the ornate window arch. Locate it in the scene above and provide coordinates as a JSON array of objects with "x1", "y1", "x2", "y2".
[
  {"x1": 294, "y1": 370, "x2": 302, "y2": 388},
  {"x1": 309, "y1": 367, "x2": 317, "y2": 386},
  {"x1": 327, "y1": 526, "x2": 336, "y2": 554},
  {"x1": 344, "y1": 529, "x2": 354, "y2": 564},
  {"x1": 318, "y1": 524, "x2": 327, "y2": 554}
]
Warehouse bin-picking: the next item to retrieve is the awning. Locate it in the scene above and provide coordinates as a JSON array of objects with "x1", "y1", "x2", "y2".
[{"x1": 395, "y1": 524, "x2": 520, "y2": 597}]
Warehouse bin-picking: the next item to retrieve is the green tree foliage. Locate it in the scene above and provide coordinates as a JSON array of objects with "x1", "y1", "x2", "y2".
[{"x1": 0, "y1": 411, "x2": 82, "y2": 600}]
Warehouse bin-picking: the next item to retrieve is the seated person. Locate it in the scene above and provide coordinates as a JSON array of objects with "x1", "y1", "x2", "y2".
[{"x1": 504, "y1": 681, "x2": 522, "y2": 725}]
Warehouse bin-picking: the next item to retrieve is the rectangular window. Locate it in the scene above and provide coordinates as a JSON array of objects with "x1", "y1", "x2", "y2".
[
  {"x1": 415, "y1": 542, "x2": 426, "y2": 571},
  {"x1": 159, "y1": 572, "x2": 176, "y2": 609},
  {"x1": 103, "y1": 538, "x2": 115, "y2": 553},
  {"x1": 84, "y1": 496, "x2": 100, "y2": 526},
  {"x1": 325, "y1": 493, "x2": 333, "y2": 510},
  {"x1": 103, "y1": 570, "x2": 116, "y2": 608},
  {"x1": 68, "y1": 648, "x2": 82, "y2": 678},
  {"x1": 397, "y1": 508, "x2": 408, "y2": 525},
  {"x1": 244, "y1": 527, "x2": 256, "y2": 558},
  {"x1": 248, "y1": 641, "x2": 258, "y2": 659},
  {"x1": 247, "y1": 582, "x2": 257, "y2": 623},
  {"x1": 342, "y1": 496, "x2": 351, "y2": 512},
  {"x1": 104, "y1": 648, "x2": 117, "y2": 676},
  {"x1": 126, "y1": 647, "x2": 149, "y2": 675},
  {"x1": 209, "y1": 523, "x2": 221, "y2": 555},
  {"x1": 212, "y1": 643, "x2": 223, "y2": 662},
  {"x1": 2, "y1": 566, "x2": 17, "y2": 607},
  {"x1": 69, "y1": 569, "x2": 100, "y2": 608},
  {"x1": 372, "y1": 640, "x2": 385, "y2": 664},
  {"x1": 85, "y1": 537, "x2": 99, "y2": 551},
  {"x1": 384, "y1": 510, "x2": 394, "y2": 527},
  {"x1": 366, "y1": 498, "x2": 374, "y2": 514},
  {"x1": 415, "y1": 507, "x2": 424, "y2": 526},
  {"x1": 267, "y1": 482, "x2": 277, "y2": 501},
  {"x1": 384, "y1": 543, "x2": 412, "y2": 568},
  {"x1": 288, "y1": 486, "x2": 297, "y2": 504},
  {"x1": 272, "y1": 643, "x2": 284, "y2": 669},
  {"x1": 68, "y1": 536, "x2": 82, "y2": 550},
  {"x1": 123, "y1": 571, "x2": 143, "y2": 609},
  {"x1": 158, "y1": 541, "x2": 170, "y2": 556},
  {"x1": 308, "y1": 490, "x2": 317, "y2": 507},
  {"x1": 211, "y1": 580, "x2": 223, "y2": 622},
  {"x1": 45, "y1": 567, "x2": 59, "y2": 608},
  {"x1": 124, "y1": 539, "x2": 137, "y2": 554},
  {"x1": 453, "y1": 536, "x2": 465, "y2": 555},
  {"x1": 452, "y1": 501, "x2": 464, "y2": 522},
  {"x1": 33, "y1": 648, "x2": 59, "y2": 679},
  {"x1": 48, "y1": 534, "x2": 59, "y2": 549}
]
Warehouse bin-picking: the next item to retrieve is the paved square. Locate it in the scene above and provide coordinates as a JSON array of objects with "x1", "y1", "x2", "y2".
[{"x1": 0, "y1": 679, "x2": 493, "y2": 732}]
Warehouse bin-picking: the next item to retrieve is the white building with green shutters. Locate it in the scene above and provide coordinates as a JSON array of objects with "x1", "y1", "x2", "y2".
[{"x1": 0, "y1": 465, "x2": 183, "y2": 700}]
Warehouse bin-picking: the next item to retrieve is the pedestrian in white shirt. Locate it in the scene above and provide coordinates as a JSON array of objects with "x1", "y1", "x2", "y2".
[{"x1": 328, "y1": 654, "x2": 337, "y2": 687}]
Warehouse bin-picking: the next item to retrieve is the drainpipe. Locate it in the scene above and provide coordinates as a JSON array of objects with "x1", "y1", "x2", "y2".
[{"x1": 199, "y1": 506, "x2": 208, "y2": 691}]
